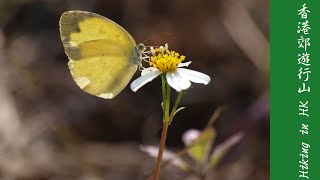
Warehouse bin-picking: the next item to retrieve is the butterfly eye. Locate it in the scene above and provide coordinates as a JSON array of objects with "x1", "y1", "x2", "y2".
[{"x1": 138, "y1": 43, "x2": 146, "y2": 51}]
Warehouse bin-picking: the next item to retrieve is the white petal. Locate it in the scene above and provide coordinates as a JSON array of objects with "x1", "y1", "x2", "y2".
[
  {"x1": 130, "y1": 70, "x2": 161, "y2": 92},
  {"x1": 150, "y1": 46, "x2": 155, "y2": 55},
  {"x1": 141, "y1": 67, "x2": 158, "y2": 76},
  {"x1": 140, "y1": 145, "x2": 190, "y2": 171},
  {"x1": 166, "y1": 71, "x2": 191, "y2": 92},
  {"x1": 177, "y1": 61, "x2": 192, "y2": 67},
  {"x1": 164, "y1": 43, "x2": 169, "y2": 50},
  {"x1": 182, "y1": 129, "x2": 201, "y2": 146},
  {"x1": 176, "y1": 68, "x2": 211, "y2": 85}
]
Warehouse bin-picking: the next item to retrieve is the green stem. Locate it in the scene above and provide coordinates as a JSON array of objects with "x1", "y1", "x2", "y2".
[
  {"x1": 168, "y1": 91, "x2": 185, "y2": 124},
  {"x1": 161, "y1": 75, "x2": 166, "y2": 112},
  {"x1": 153, "y1": 75, "x2": 171, "y2": 180},
  {"x1": 164, "y1": 81, "x2": 171, "y2": 123}
]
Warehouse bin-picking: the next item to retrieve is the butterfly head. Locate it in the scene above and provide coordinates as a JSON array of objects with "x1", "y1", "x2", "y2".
[
  {"x1": 137, "y1": 43, "x2": 145, "y2": 51},
  {"x1": 130, "y1": 43, "x2": 145, "y2": 65}
]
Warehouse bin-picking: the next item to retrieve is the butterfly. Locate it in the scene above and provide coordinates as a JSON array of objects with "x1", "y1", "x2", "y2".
[{"x1": 59, "y1": 10, "x2": 145, "y2": 99}]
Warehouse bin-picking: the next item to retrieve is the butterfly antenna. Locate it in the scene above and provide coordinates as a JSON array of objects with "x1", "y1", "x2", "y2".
[
  {"x1": 142, "y1": 38, "x2": 151, "y2": 44},
  {"x1": 160, "y1": 32, "x2": 173, "y2": 41},
  {"x1": 141, "y1": 32, "x2": 173, "y2": 45}
]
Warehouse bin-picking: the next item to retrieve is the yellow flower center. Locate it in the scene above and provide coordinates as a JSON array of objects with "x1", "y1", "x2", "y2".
[{"x1": 149, "y1": 46, "x2": 186, "y2": 72}]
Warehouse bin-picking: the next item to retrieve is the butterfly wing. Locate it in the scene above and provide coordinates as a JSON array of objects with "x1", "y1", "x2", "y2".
[{"x1": 59, "y1": 10, "x2": 139, "y2": 99}]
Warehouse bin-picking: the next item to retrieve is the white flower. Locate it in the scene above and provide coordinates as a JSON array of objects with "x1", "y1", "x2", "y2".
[
  {"x1": 130, "y1": 61, "x2": 211, "y2": 92},
  {"x1": 130, "y1": 44, "x2": 210, "y2": 92}
]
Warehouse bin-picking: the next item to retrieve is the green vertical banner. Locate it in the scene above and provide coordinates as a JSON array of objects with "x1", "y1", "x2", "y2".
[
  {"x1": 307, "y1": 1, "x2": 320, "y2": 179},
  {"x1": 271, "y1": 0, "x2": 320, "y2": 179}
]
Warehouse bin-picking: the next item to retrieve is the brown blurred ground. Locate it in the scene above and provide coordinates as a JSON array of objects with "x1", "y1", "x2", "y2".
[{"x1": 0, "y1": 0, "x2": 269, "y2": 179}]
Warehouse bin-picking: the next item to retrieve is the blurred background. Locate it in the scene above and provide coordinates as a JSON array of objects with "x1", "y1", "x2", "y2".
[{"x1": 0, "y1": 0, "x2": 269, "y2": 179}]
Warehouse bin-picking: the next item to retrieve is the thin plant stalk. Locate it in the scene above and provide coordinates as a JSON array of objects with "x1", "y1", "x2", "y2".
[
  {"x1": 153, "y1": 75, "x2": 171, "y2": 180},
  {"x1": 153, "y1": 75, "x2": 184, "y2": 180},
  {"x1": 153, "y1": 121, "x2": 169, "y2": 180}
]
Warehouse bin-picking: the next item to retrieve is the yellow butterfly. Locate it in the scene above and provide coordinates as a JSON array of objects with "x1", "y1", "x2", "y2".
[{"x1": 59, "y1": 10, "x2": 145, "y2": 99}]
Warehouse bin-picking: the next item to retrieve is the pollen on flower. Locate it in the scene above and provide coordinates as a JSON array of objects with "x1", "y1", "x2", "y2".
[{"x1": 149, "y1": 44, "x2": 186, "y2": 72}]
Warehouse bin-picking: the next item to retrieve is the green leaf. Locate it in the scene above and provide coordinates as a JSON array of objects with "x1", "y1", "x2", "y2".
[
  {"x1": 208, "y1": 132, "x2": 244, "y2": 169},
  {"x1": 187, "y1": 128, "x2": 216, "y2": 163},
  {"x1": 173, "y1": 107, "x2": 186, "y2": 117}
]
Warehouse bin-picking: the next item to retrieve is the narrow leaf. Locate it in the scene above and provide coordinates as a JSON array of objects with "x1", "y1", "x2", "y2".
[
  {"x1": 209, "y1": 132, "x2": 244, "y2": 169},
  {"x1": 173, "y1": 107, "x2": 186, "y2": 117}
]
